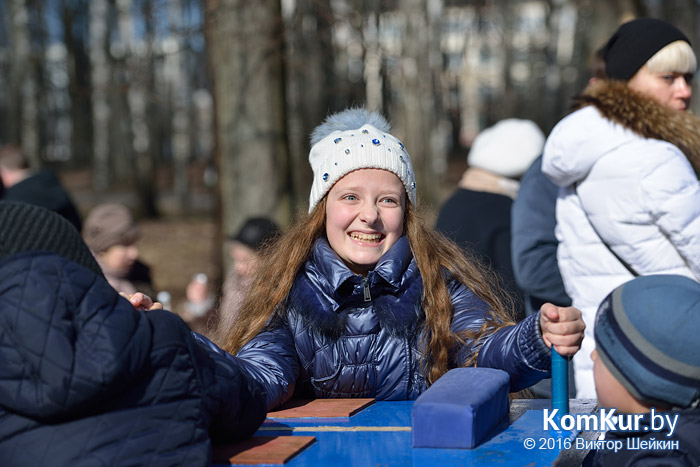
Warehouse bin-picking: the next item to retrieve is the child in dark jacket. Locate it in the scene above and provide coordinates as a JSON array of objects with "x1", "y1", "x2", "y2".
[
  {"x1": 585, "y1": 275, "x2": 700, "y2": 466},
  {"x1": 213, "y1": 108, "x2": 585, "y2": 411},
  {"x1": 0, "y1": 202, "x2": 267, "y2": 466}
]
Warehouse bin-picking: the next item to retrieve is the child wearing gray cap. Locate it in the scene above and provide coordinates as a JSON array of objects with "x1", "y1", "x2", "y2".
[{"x1": 585, "y1": 274, "x2": 700, "y2": 465}]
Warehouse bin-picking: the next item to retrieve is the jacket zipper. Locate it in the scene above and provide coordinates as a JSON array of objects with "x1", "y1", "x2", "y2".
[{"x1": 363, "y1": 277, "x2": 371, "y2": 302}]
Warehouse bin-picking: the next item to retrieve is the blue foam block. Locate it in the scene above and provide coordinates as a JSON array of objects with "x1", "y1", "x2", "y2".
[{"x1": 411, "y1": 367, "x2": 510, "y2": 449}]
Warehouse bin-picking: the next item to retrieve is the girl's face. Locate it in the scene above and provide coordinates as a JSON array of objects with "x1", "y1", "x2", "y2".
[
  {"x1": 627, "y1": 65, "x2": 693, "y2": 111},
  {"x1": 325, "y1": 169, "x2": 406, "y2": 276}
]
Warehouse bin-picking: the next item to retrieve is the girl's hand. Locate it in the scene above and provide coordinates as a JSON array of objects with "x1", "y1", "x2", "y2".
[
  {"x1": 119, "y1": 292, "x2": 163, "y2": 311},
  {"x1": 539, "y1": 303, "x2": 585, "y2": 356}
]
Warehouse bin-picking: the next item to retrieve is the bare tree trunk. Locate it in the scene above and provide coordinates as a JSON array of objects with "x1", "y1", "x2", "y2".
[
  {"x1": 89, "y1": 0, "x2": 110, "y2": 190},
  {"x1": 115, "y1": 0, "x2": 158, "y2": 217},
  {"x1": 284, "y1": 0, "x2": 334, "y2": 211},
  {"x1": 8, "y1": 0, "x2": 40, "y2": 166},
  {"x1": 205, "y1": 0, "x2": 289, "y2": 252},
  {"x1": 363, "y1": 7, "x2": 382, "y2": 111},
  {"x1": 62, "y1": 0, "x2": 93, "y2": 167},
  {"x1": 390, "y1": 0, "x2": 446, "y2": 208},
  {"x1": 167, "y1": 0, "x2": 192, "y2": 213}
]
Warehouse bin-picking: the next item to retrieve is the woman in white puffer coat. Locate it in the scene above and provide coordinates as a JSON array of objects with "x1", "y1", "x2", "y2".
[{"x1": 542, "y1": 18, "x2": 700, "y2": 399}]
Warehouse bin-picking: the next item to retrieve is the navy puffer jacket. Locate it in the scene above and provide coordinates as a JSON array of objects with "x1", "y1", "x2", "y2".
[
  {"x1": 0, "y1": 251, "x2": 267, "y2": 466},
  {"x1": 234, "y1": 237, "x2": 551, "y2": 410}
]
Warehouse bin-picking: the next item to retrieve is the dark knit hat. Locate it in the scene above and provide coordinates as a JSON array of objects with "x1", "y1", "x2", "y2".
[
  {"x1": 83, "y1": 203, "x2": 139, "y2": 253},
  {"x1": 230, "y1": 217, "x2": 280, "y2": 251},
  {"x1": 594, "y1": 275, "x2": 700, "y2": 409},
  {"x1": 0, "y1": 201, "x2": 103, "y2": 276},
  {"x1": 602, "y1": 18, "x2": 691, "y2": 81}
]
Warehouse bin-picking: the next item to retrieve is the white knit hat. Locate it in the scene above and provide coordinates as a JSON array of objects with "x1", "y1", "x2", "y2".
[
  {"x1": 467, "y1": 119, "x2": 545, "y2": 178},
  {"x1": 308, "y1": 108, "x2": 417, "y2": 213}
]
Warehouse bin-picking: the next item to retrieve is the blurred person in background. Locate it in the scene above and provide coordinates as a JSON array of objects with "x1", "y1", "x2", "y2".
[
  {"x1": 542, "y1": 18, "x2": 700, "y2": 399},
  {"x1": 82, "y1": 202, "x2": 156, "y2": 298},
  {"x1": 0, "y1": 144, "x2": 82, "y2": 231},
  {"x1": 182, "y1": 216, "x2": 280, "y2": 338},
  {"x1": 435, "y1": 118, "x2": 545, "y2": 322}
]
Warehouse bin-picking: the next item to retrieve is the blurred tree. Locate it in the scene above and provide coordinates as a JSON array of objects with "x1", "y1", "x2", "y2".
[
  {"x1": 60, "y1": 0, "x2": 93, "y2": 167},
  {"x1": 204, "y1": 0, "x2": 289, "y2": 271},
  {"x1": 284, "y1": 0, "x2": 334, "y2": 210},
  {"x1": 88, "y1": 0, "x2": 110, "y2": 190},
  {"x1": 127, "y1": 0, "x2": 159, "y2": 218},
  {"x1": 2, "y1": 0, "x2": 699, "y2": 227},
  {"x1": 167, "y1": 0, "x2": 192, "y2": 213},
  {"x1": 389, "y1": 0, "x2": 448, "y2": 207},
  {"x1": 7, "y1": 0, "x2": 40, "y2": 166}
]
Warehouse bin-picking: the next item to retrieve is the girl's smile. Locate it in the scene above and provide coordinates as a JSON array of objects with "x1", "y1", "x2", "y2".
[{"x1": 325, "y1": 168, "x2": 406, "y2": 275}]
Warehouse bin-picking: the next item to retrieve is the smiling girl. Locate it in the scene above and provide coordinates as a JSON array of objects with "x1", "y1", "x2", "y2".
[{"x1": 215, "y1": 108, "x2": 585, "y2": 410}]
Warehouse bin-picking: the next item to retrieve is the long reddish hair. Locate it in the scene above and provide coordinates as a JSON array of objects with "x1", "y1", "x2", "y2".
[{"x1": 217, "y1": 198, "x2": 514, "y2": 384}]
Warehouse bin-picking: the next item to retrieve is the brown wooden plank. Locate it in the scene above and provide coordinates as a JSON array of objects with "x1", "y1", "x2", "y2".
[
  {"x1": 267, "y1": 398, "x2": 375, "y2": 418},
  {"x1": 212, "y1": 436, "x2": 316, "y2": 465}
]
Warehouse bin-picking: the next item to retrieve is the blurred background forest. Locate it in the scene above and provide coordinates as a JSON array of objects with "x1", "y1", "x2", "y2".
[{"x1": 1, "y1": 0, "x2": 699, "y2": 306}]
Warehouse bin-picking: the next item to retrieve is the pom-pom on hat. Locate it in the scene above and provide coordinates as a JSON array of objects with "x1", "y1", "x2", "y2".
[
  {"x1": 0, "y1": 201, "x2": 103, "y2": 276},
  {"x1": 83, "y1": 203, "x2": 139, "y2": 254},
  {"x1": 594, "y1": 274, "x2": 700, "y2": 409},
  {"x1": 307, "y1": 108, "x2": 416, "y2": 213},
  {"x1": 602, "y1": 18, "x2": 690, "y2": 81},
  {"x1": 467, "y1": 119, "x2": 544, "y2": 179}
]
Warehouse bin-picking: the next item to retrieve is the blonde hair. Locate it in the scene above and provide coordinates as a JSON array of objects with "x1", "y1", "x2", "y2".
[
  {"x1": 217, "y1": 198, "x2": 515, "y2": 384},
  {"x1": 646, "y1": 40, "x2": 697, "y2": 75}
]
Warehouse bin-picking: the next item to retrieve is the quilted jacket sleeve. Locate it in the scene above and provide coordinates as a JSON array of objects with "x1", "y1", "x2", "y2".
[
  {"x1": 179, "y1": 328, "x2": 266, "y2": 444},
  {"x1": 449, "y1": 280, "x2": 550, "y2": 392},
  {"x1": 199, "y1": 318, "x2": 301, "y2": 411},
  {"x1": 236, "y1": 322, "x2": 301, "y2": 411}
]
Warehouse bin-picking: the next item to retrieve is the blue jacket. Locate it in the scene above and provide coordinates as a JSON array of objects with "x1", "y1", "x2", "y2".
[
  {"x1": 0, "y1": 251, "x2": 267, "y2": 466},
  {"x1": 235, "y1": 237, "x2": 551, "y2": 410},
  {"x1": 511, "y1": 156, "x2": 571, "y2": 316}
]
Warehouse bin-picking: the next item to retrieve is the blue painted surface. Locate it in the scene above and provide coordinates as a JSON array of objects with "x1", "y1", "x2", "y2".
[{"x1": 216, "y1": 402, "x2": 578, "y2": 466}]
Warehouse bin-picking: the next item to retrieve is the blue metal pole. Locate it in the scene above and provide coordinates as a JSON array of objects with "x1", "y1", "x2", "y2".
[{"x1": 551, "y1": 348, "x2": 569, "y2": 414}]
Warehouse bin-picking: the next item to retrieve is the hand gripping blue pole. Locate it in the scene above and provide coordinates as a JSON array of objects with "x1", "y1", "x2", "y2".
[{"x1": 551, "y1": 348, "x2": 569, "y2": 415}]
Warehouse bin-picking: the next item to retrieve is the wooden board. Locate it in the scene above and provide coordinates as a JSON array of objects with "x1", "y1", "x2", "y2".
[
  {"x1": 212, "y1": 436, "x2": 316, "y2": 465},
  {"x1": 267, "y1": 398, "x2": 375, "y2": 419}
]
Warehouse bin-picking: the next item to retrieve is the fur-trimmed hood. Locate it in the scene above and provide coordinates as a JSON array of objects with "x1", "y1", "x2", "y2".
[
  {"x1": 544, "y1": 80, "x2": 700, "y2": 187},
  {"x1": 285, "y1": 236, "x2": 424, "y2": 340}
]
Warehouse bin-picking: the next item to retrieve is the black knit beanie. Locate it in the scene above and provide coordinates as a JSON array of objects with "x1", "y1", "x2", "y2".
[
  {"x1": 230, "y1": 217, "x2": 280, "y2": 251},
  {"x1": 0, "y1": 201, "x2": 103, "y2": 276},
  {"x1": 602, "y1": 18, "x2": 690, "y2": 81}
]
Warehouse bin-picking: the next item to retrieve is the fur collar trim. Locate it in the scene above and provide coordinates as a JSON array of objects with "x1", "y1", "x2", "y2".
[
  {"x1": 286, "y1": 239, "x2": 425, "y2": 340},
  {"x1": 574, "y1": 80, "x2": 700, "y2": 173}
]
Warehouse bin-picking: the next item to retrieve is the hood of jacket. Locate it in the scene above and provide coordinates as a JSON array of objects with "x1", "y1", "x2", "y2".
[
  {"x1": 544, "y1": 80, "x2": 700, "y2": 187},
  {"x1": 286, "y1": 236, "x2": 424, "y2": 339},
  {"x1": 0, "y1": 251, "x2": 152, "y2": 421}
]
